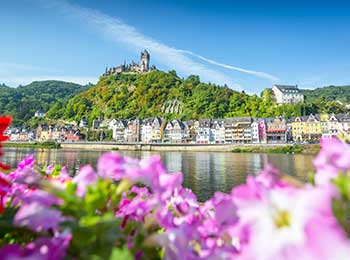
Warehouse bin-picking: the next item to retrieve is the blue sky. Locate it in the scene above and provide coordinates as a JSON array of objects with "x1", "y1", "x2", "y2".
[{"x1": 1, "y1": 0, "x2": 350, "y2": 93}]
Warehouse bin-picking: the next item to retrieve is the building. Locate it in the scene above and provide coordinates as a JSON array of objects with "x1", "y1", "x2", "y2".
[
  {"x1": 272, "y1": 85, "x2": 304, "y2": 104},
  {"x1": 141, "y1": 118, "x2": 153, "y2": 143},
  {"x1": 151, "y1": 117, "x2": 165, "y2": 143},
  {"x1": 112, "y1": 120, "x2": 128, "y2": 143},
  {"x1": 291, "y1": 114, "x2": 322, "y2": 142},
  {"x1": 196, "y1": 119, "x2": 213, "y2": 144},
  {"x1": 103, "y1": 50, "x2": 152, "y2": 76},
  {"x1": 65, "y1": 128, "x2": 82, "y2": 141},
  {"x1": 185, "y1": 120, "x2": 198, "y2": 143},
  {"x1": 79, "y1": 118, "x2": 88, "y2": 128},
  {"x1": 337, "y1": 114, "x2": 350, "y2": 139},
  {"x1": 212, "y1": 119, "x2": 225, "y2": 144},
  {"x1": 251, "y1": 118, "x2": 267, "y2": 144},
  {"x1": 34, "y1": 109, "x2": 46, "y2": 118},
  {"x1": 266, "y1": 117, "x2": 287, "y2": 143},
  {"x1": 36, "y1": 125, "x2": 50, "y2": 141},
  {"x1": 320, "y1": 114, "x2": 339, "y2": 139},
  {"x1": 224, "y1": 117, "x2": 252, "y2": 143},
  {"x1": 304, "y1": 114, "x2": 322, "y2": 141},
  {"x1": 130, "y1": 119, "x2": 141, "y2": 143},
  {"x1": 164, "y1": 119, "x2": 187, "y2": 143}
]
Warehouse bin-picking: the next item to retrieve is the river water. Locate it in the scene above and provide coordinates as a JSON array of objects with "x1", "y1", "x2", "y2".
[{"x1": 2, "y1": 148, "x2": 315, "y2": 201}]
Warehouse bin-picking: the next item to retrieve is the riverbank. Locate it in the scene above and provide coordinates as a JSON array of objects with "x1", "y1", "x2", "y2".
[
  {"x1": 231, "y1": 144, "x2": 320, "y2": 154},
  {"x1": 4, "y1": 141, "x2": 320, "y2": 154},
  {"x1": 4, "y1": 141, "x2": 61, "y2": 149}
]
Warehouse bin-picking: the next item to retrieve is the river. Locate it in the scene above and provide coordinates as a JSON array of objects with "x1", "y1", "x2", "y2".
[{"x1": 2, "y1": 147, "x2": 315, "y2": 201}]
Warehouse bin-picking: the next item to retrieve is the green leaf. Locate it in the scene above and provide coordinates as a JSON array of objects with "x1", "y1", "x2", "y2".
[{"x1": 109, "y1": 247, "x2": 133, "y2": 260}]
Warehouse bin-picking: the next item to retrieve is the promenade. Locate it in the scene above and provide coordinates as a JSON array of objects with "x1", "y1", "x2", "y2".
[{"x1": 59, "y1": 141, "x2": 288, "y2": 152}]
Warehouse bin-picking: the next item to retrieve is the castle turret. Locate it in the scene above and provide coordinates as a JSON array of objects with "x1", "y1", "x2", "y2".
[{"x1": 140, "y1": 49, "x2": 150, "y2": 72}]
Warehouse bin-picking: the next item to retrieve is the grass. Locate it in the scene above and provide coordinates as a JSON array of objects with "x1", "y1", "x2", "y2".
[
  {"x1": 232, "y1": 144, "x2": 319, "y2": 154},
  {"x1": 4, "y1": 141, "x2": 61, "y2": 149}
]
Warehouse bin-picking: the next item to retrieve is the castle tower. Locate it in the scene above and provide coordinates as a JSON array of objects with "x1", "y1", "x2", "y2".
[{"x1": 140, "y1": 49, "x2": 150, "y2": 72}]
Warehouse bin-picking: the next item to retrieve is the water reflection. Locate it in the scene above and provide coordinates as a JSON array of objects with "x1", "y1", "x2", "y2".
[{"x1": 2, "y1": 148, "x2": 315, "y2": 201}]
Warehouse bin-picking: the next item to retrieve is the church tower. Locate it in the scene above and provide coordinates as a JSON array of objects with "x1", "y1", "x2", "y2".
[{"x1": 140, "y1": 49, "x2": 150, "y2": 72}]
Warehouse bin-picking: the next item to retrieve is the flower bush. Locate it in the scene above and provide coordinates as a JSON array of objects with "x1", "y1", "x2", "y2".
[{"x1": 0, "y1": 116, "x2": 349, "y2": 259}]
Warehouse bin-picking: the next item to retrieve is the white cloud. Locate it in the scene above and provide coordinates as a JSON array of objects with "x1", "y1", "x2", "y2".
[
  {"x1": 37, "y1": 0, "x2": 279, "y2": 90},
  {"x1": 177, "y1": 50, "x2": 279, "y2": 82}
]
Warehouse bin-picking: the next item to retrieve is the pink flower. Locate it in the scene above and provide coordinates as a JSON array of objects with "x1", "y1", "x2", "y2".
[
  {"x1": 233, "y1": 181, "x2": 349, "y2": 260},
  {"x1": 14, "y1": 202, "x2": 63, "y2": 232},
  {"x1": 314, "y1": 137, "x2": 350, "y2": 185},
  {"x1": 17, "y1": 154, "x2": 35, "y2": 170},
  {"x1": 0, "y1": 233, "x2": 71, "y2": 260},
  {"x1": 72, "y1": 165, "x2": 97, "y2": 197},
  {"x1": 116, "y1": 187, "x2": 153, "y2": 222},
  {"x1": 13, "y1": 189, "x2": 63, "y2": 232}
]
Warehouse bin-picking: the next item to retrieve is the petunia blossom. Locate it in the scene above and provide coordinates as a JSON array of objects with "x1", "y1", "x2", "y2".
[
  {"x1": 0, "y1": 232, "x2": 71, "y2": 260},
  {"x1": 72, "y1": 165, "x2": 97, "y2": 197}
]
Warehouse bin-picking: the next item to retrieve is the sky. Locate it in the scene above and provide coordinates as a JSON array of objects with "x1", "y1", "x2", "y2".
[{"x1": 1, "y1": 0, "x2": 350, "y2": 93}]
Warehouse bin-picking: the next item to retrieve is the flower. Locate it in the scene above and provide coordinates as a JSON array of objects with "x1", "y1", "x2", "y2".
[
  {"x1": 0, "y1": 233, "x2": 71, "y2": 260},
  {"x1": 13, "y1": 189, "x2": 63, "y2": 232},
  {"x1": 0, "y1": 173, "x2": 10, "y2": 214},
  {"x1": 72, "y1": 165, "x2": 97, "y2": 197},
  {"x1": 14, "y1": 201, "x2": 63, "y2": 232},
  {"x1": 116, "y1": 186, "x2": 153, "y2": 222},
  {"x1": 314, "y1": 137, "x2": 350, "y2": 185},
  {"x1": 17, "y1": 154, "x2": 35, "y2": 171},
  {"x1": 0, "y1": 116, "x2": 12, "y2": 171},
  {"x1": 233, "y1": 180, "x2": 349, "y2": 260}
]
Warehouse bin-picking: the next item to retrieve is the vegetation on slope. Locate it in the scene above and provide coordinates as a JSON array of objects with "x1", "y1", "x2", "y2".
[
  {"x1": 50, "y1": 71, "x2": 323, "y2": 124},
  {"x1": 2, "y1": 72, "x2": 350, "y2": 126},
  {"x1": 0, "y1": 81, "x2": 92, "y2": 125},
  {"x1": 302, "y1": 85, "x2": 350, "y2": 103}
]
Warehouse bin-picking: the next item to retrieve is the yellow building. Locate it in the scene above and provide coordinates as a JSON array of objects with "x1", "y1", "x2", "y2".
[
  {"x1": 291, "y1": 114, "x2": 321, "y2": 142},
  {"x1": 291, "y1": 116, "x2": 305, "y2": 141}
]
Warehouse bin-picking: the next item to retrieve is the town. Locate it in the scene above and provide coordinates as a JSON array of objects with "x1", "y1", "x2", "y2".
[
  {"x1": 4, "y1": 112, "x2": 349, "y2": 144},
  {"x1": 5, "y1": 81, "x2": 349, "y2": 144}
]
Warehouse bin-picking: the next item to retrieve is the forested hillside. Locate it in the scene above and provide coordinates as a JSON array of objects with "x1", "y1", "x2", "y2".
[
  {"x1": 47, "y1": 71, "x2": 318, "y2": 123},
  {"x1": 302, "y1": 85, "x2": 350, "y2": 103},
  {"x1": 0, "y1": 81, "x2": 92, "y2": 125},
  {"x1": 2, "y1": 72, "x2": 350, "y2": 126}
]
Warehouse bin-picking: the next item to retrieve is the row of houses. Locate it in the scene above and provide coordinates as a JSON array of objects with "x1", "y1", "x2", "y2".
[
  {"x1": 107, "y1": 114, "x2": 350, "y2": 144},
  {"x1": 6, "y1": 113, "x2": 350, "y2": 143},
  {"x1": 5, "y1": 125, "x2": 83, "y2": 142}
]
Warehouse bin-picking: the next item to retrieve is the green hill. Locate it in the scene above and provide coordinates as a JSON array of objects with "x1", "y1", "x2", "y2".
[
  {"x1": 3, "y1": 72, "x2": 350, "y2": 126},
  {"x1": 302, "y1": 85, "x2": 350, "y2": 103},
  {"x1": 0, "y1": 80, "x2": 92, "y2": 125},
  {"x1": 49, "y1": 71, "x2": 314, "y2": 124}
]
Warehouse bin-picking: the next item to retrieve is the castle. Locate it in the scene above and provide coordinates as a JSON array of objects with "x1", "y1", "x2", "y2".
[{"x1": 103, "y1": 49, "x2": 154, "y2": 76}]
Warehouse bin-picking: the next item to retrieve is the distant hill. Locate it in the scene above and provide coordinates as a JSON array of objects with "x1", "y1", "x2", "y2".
[
  {"x1": 302, "y1": 85, "x2": 350, "y2": 103},
  {"x1": 0, "y1": 80, "x2": 92, "y2": 125}
]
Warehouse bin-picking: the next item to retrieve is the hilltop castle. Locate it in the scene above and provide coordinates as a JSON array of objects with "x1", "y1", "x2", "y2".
[{"x1": 103, "y1": 50, "x2": 155, "y2": 76}]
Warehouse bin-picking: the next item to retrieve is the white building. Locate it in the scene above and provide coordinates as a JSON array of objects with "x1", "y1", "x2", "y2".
[
  {"x1": 34, "y1": 109, "x2": 46, "y2": 118},
  {"x1": 272, "y1": 85, "x2": 304, "y2": 104},
  {"x1": 320, "y1": 114, "x2": 339, "y2": 139},
  {"x1": 164, "y1": 119, "x2": 187, "y2": 143},
  {"x1": 196, "y1": 119, "x2": 213, "y2": 144},
  {"x1": 212, "y1": 120, "x2": 225, "y2": 144},
  {"x1": 141, "y1": 118, "x2": 153, "y2": 143},
  {"x1": 112, "y1": 120, "x2": 127, "y2": 142},
  {"x1": 337, "y1": 114, "x2": 350, "y2": 135},
  {"x1": 251, "y1": 119, "x2": 260, "y2": 144}
]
